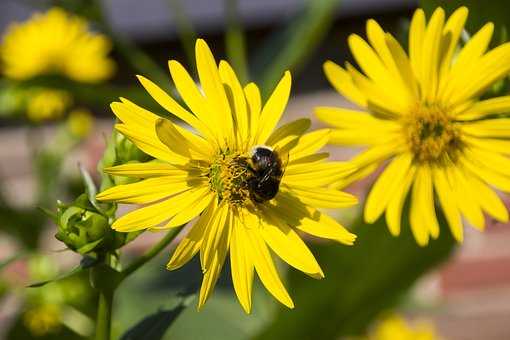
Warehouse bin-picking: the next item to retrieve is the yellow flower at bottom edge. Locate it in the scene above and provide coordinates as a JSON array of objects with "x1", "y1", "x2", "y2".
[
  {"x1": 316, "y1": 6, "x2": 510, "y2": 246},
  {"x1": 23, "y1": 304, "x2": 61, "y2": 336},
  {"x1": 369, "y1": 314, "x2": 439, "y2": 340},
  {"x1": 26, "y1": 88, "x2": 72, "y2": 122},
  {"x1": 96, "y1": 39, "x2": 358, "y2": 312},
  {"x1": 1, "y1": 7, "x2": 115, "y2": 83}
]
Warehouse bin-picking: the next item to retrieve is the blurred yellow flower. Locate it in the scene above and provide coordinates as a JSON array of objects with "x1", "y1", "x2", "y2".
[
  {"x1": 67, "y1": 108, "x2": 94, "y2": 137},
  {"x1": 97, "y1": 39, "x2": 357, "y2": 312},
  {"x1": 370, "y1": 314, "x2": 439, "y2": 340},
  {"x1": 1, "y1": 7, "x2": 115, "y2": 83},
  {"x1": 23, "y1": 304, "x2": 61, "y2": 336},
  {"x1": 26, "y1": 88, "x2": 72, "y2": 122},
  {"x1": 318, "y1": 7, "x2": 510, "y2": 245}
]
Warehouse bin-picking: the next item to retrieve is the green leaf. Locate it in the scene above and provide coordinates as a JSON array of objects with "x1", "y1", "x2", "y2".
[
  {"x1": 120, "y1": 291, "x2": 196, "y2": 340},
  {"x1": 255, "y1": 213, "x2": 456, "y2": 339},
  {"x1": 79, "y1": 163, "x2": 100, "y2": 210},
  {"x1": 28, "y1": 256, "x2": 98, "y2": 288}
]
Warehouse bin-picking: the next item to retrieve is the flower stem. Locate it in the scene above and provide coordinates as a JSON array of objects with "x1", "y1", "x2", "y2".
[
  {"x1": 95, "y1": 288, "x2": 113, "y2": 340},
  {"x1": 120, "y1": 226, "x2": 183, "y2": 281}
]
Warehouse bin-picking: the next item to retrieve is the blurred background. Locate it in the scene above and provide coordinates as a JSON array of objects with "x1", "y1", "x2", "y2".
[{"x1": 1, "y1": 0, "x2": 509, "y2": 339}]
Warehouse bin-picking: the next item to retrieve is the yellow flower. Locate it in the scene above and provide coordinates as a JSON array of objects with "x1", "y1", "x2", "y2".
[
  {"x1": 23, "y1": 304, "x2": 61, "y2": 336},
  {"x1": 1, "y1": 7, "x2": 115, "y2": 83},
  {"x1": 317, "y1": 7, "x2": 510, "y2": 245},
  {"x1": 67, "y1": 108, "x2": 94, "y2": 137},
  {"x1": 26, "y1": 88, "x2": 72, "y2": 122},
  {"x1": 97, "y1": 39, "x2": 357, "y2": 312},
  {"x1": 369, "y1": 314, "x2": 439, "y2": 340}
]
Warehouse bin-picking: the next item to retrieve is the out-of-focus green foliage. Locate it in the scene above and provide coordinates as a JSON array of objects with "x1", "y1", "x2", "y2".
[
  {"x1": 253, "y1": 0, "x2": 341, "y2": 97},
  {"x1": 255, "y1": 213, "x2": 456, "y2": 339}
]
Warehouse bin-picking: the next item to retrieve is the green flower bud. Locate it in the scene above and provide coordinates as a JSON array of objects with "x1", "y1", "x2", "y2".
[{"x1": 55, "y1": 197, "x2": 109, "y2": 254}]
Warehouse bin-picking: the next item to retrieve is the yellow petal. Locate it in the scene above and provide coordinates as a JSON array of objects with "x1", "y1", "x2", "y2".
[
  {"x1": 440, "y1": 22, "x2": 495, "y2": 104},
  {"x1": 453, "y1": 42, "x2": 510, "y2": 104},
  {"x1": 244, "y1": 82, "x2": 261, "y2": 143},
  {"x1": 103, "y1": 161, "x2": 192, "y2": 178},
  {"x1": 195, "y1": 39, "x2": 234, "y2": 145},
  {"x1": 166, "y1": 199, "x2": 216, "y2": 270},
  {"x1": 111, "y1": 99, "x2": 157, "y2": 129},
  {"x1": 283, "y1": 161, "x2": 356, "y2": 187},
  {"x1": 168, "y1": 59, "x2": 218, "y2": 140},
  {"x1": 420, "y1": 7, "x2": 444, "y2": 102},
  {"x1": 111, "y1": 186, "x2": 209, "y2": 232},
  {"x1": 386, "y1": 164, "x2": 416, "y2": 236},
  {"x1": 438, "y1": 7, "x2": 468, "y2": 83},
  {"x1": 260, "y1": 208, "x2": 324, "y2": 279},
  {"x1": 136, "y1": 75, "x2": 213, "y2": 140},
  {"x1": 284, "y1": 184, "x2": 358, "y2": 209},
  {"x1": 364, "y1": 153, "x2": 413, "y2": 223},
  {"x1": 219, "y1": 60, "x2": 249, "y2": 147},
  {"x1": 462, "y1": 118, "x2": 510, "y2": 138},
  {"x1": 385, "y1": 34, "x2": 419, "y2": 98},
  {"x1": 462, "y1": 155, "x2": 510, "y2": 192},
  {"x1": 256, "y1": 71, "x2": 292, "y2": 144},
  {"x1": 96, "y1": 176, "x2": 196, "y2": 204},
  {"x1": 230, "y1": 217, "x2": 254, "y2": 313},
  {"x1": 458, "y1": 96, "x2": 510, "y2": 120},
  {"x1": 433, "y1": 167, "x2": 463, "y2": 242},
  {"x1": 448, "y1": 166, "x2": 485, "y2": 230},
  {"x1": 163, "y1": 192, "x2": 215, "y2": 228},
  {"x1": 409, "y1": 165, "x2": 439, "y2": 246},
  {"x1": 323, "y1": 60, "x2": 367, "y2": 107},
  {"x1": 274, "y1": 193, "x2": 356, "y2": 245},
  {"x1": 200, "y1": 201, "x2": 229, "y2": 271},
  {"x1": 409, "y1": 8, "x2": 426, "y2": 86},
  {"x1": 198, "y1": 211, "x2": 231, "y2": 310},
  {"x1": 266, "y1": 118, "x2": 310, "y2": 148},
  {"x1": 245, "y1": 228, "x2": 294, "y2": 309},
  {"x1": 288, "y1": 129, "x2": 330, "y2": 161},
  {"x1": 467, "y1": 174, "x2": 509, "y2": 223},
  {"x1": 346, "y1": 62, "x2": 408, "y2": 117},
  {"x1": 115, "y1": 123, "x2": 188, "y2": 165}
]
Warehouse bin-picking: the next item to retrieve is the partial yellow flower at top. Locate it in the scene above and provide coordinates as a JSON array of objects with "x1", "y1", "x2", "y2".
[
  {"x1": 369, "y1": 314, "x2": 439, "y2": 340},
  {"x1": 317, "y1": 7, "x2": 510, "y2": 245},
  {"x1": 26, "y1": 88, "x2": 72, "y2": 122},
  {"x1": 96, "y1": 39, "x2": 358, "y2": 312},
  {"x1": 1, "y1": 7, "x2": 115, "y2": 83}
]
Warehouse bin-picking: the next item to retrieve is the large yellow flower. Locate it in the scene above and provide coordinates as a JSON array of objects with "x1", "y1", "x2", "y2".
[
  {"x1": 96, "y1": 39, "x2": 357, "y2": 312},
  {"x1": 317, "y1": 7, "x2": 510, "y2": 245},
  {"x1": 1, "y1": 7, "x2": 114, "y2": 83}
]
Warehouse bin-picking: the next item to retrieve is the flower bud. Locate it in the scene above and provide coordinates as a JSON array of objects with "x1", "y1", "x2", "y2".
[{"x1": 55, "y1": 195, "x2": 109, "y2": 254}]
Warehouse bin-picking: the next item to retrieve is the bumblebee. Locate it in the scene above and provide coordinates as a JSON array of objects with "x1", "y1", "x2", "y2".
[{"x1": 247, "y1": 146, "x2": 285, "y2": 203}]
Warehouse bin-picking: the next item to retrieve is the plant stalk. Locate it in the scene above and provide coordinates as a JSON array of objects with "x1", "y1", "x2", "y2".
[{"x1": 95, "y1": 288, "x2": 114, "y2": 340}]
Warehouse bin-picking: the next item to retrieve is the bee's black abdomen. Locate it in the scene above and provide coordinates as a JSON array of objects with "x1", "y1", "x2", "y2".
[
  {"x1": 247, "y1": 146, "x2": 284, "y2": 203},
  {"x1": 248, "y1": 176, "x2": 280, "y2": 203}
]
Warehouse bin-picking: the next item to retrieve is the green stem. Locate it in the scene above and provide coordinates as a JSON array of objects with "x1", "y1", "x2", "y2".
[
  {"x1": 225, "y1": 0, "x2": 248, "y2": 84},
  {"x1": 120, "y1": 226, "x2": 183, "y2": 281},
  {"x1": 95, "y1": 289, "x2": 113, "y2": 340},
  {"x1": 166, "y1": 0, "x2": 197, "y2": 68}
]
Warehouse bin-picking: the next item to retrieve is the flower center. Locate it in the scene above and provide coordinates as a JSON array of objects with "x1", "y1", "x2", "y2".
[
  {"x1": 404, "y1": 105, "x2": 463, "y2": 164},
  {"x1": 208, "y1": 150, "x2": 251, "y2": 207}
]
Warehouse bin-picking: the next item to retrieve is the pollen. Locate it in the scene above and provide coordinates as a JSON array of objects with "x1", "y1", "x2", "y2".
[
  {"x1": 207, "y1": 151, "x2": 251, "y2": 206},
  {"x1": 404, "y1": 104, "x2": 463, "y2": 164}
]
